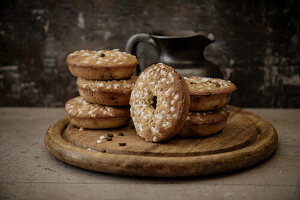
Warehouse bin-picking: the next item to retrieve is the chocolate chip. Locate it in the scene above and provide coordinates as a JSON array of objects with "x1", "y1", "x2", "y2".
[
  {"x1": 100, "y1": 53, "x2": 105, "y2": 57},
  {"x1": 106, "y1": 137, "x2": 112, "y2": 141},
  {"x1": 118, "y1": 133, "x2": 124, "y2": 136},
  {"x1": 216, "y1": 83, "x2": 221, "y2": 87},
  {"x1": 119, "y1": 143, "x2": 126, "y2": 146},
  {"x1": 107, "y1": 133, "x2": 113, "y2": 137},
  {"x1": 100, "y1": 149, "x2": 106, "y2": 153},
  {"x1": 191, "y1": 82, "x2": 196, "y2": 85}
]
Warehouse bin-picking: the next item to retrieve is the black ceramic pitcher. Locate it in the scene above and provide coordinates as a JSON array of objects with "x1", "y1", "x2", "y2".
[{"x1": 125, "y1": 30, "x2": 223, "y2": 78}]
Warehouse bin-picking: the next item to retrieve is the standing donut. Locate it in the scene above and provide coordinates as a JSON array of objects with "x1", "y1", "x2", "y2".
[{"x1": 130, "y1": 63, "x2": 190, "y2": 142}]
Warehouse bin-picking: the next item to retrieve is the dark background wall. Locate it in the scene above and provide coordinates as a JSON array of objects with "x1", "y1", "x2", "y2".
[{"x1": 0, "y1": 0, "x2": 299, "y2": 107}]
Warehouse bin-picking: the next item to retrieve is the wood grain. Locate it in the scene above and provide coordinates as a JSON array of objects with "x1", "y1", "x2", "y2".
[{"x1": 44, "y1": 105, "x2": 278, "y2": 177}]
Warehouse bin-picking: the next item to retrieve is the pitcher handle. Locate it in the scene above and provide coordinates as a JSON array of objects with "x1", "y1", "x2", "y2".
[{"x1": 125, "y1": 33, "x2": 158, "y2": 74}]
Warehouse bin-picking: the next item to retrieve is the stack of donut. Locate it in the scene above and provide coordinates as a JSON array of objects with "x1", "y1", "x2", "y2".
[
  {"x1": 179, "y1": 76, "x2": 237, "y2": 137},
  {"x1": 64, "y1": 49, "x2": 138, "y2": 130}
]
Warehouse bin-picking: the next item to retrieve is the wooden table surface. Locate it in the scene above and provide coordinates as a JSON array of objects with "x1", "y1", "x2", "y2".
[{"x1": 0, "y1": 107, "x2": 299, "y2": 200}]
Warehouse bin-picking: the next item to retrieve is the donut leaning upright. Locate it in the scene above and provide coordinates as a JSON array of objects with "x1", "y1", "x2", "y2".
[{"x1": 130, "y1": 63, "x2": 190, "y2": 142}]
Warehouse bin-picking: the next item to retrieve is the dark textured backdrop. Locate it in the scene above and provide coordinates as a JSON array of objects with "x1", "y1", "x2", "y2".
[{"x1": 1, "y1": 0, "x2": 299, "y2": 107}]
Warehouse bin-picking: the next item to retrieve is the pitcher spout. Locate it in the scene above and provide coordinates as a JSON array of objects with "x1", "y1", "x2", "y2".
[{"x1": 193, "y1": 31, "x2": 215, "y2": 48}]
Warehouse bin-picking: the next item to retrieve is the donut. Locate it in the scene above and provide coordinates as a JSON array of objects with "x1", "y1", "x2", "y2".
[
  {"x1": 65, "y1": 96, "x2": 130, "y2": 129},
  {"x1": 179, "y1": 108, "x2": 229, "y2": 137},
  {"x1": 77, "y1": 76, "x2": 137, "y2": 106},
  {"x1": 130, "y1": 63, "x2": 190, "y2": 142},
  {"x1": 66, "y1": 49, "x2": 138, "y2": 80},
  {"x1": 185, "y1": 76, "x2": 237, "y2": 111}
]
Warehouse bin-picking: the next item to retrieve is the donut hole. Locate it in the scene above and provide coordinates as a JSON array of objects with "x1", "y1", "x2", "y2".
[{"x1": 151, "y1": 96, "x2": 157, "y2": 109}]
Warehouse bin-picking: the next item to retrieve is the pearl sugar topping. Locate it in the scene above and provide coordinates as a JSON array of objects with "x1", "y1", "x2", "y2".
[
  {"x1": 69, "y1": 49, "x2": 136, "y2": 65},
  {"x1": 130, "y1": 63, "x2": 184, "y2": 142}
]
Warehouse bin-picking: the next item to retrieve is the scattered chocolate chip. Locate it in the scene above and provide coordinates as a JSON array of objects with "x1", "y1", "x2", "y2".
[
  {"x1": 118, "y1": 133, "x2": 124, "y2": 136},
  {"x1": 100, "y1": 149, "x2": 106, "y2": 153},
  {"x1": 106, "y1": 137, "x2": 112, "y2": 141},
  {"x1": 107, "y1": 133, "x2": 113, "y2": 137},
  {"x1": 216, "y1": 83, "x2": 221, "y2": 87},
  {"x1": 100, "y1": 53, "x2": 105, "y2": 57},
  {"x1": 119, "y1": 142, "x2": 126, "y2": 146},
  {"x1": 191, "y1": 82, "x2": 196, "y2": 84}
]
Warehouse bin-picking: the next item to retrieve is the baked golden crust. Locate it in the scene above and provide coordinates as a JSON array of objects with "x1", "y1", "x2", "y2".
[
  {"x1": 190, "y1": 93, "x2": 231, "y2": 111},
  {"x1": 65, "y1": 96, "x2": 130, "y2": 129},
  {"x1": 179, "y1": 108, "x2": 229, "y2": 137},
  {"x1": 66, "y1": 49, "x2": 138, "y2": 80},
  {"x1": 179, "y1": 121, "x2": 227, "y2": 137},
  {"x1": 185, "y1": 76, "x2": 237, "y2": 111},
  {"x1": 130, "y1": 63, "x2": 190, "y2": 143},
  {"x1": 68, "y1": 117, "x2": 129, "y2": 130},
  {"x1": 186, "y1": 108, "x2": 229, "y2": 124},
  {"x1": 77, "y1": 76, "x2": 137, "y2": 106},
  {"x1": 185, "y1": 76, "x2": 237, "y2": 95}
]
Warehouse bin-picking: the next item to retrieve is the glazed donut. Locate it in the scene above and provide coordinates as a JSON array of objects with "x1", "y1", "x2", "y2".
[
  {"x1": 130, "y1": 63, "x2": 190, "y2": 142},
  {"x1": 179, "y1": 108, "x2": 229, "y2": 137},
  {"x1": 66, "y1": 49, "x2": 138, "y2": 80},
  {"x1": 185, "y1": 76, "x2": 237, "y2": 111},
  {"x1": 65, "y1": 96, "x2": 130, "y2": 129},
  {"x1": 77, "y1": 76, "x2": 137, "y2": 106}
]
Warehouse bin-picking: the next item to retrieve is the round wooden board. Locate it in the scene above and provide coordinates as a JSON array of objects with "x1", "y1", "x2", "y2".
[{"x1": 44, "y1": 106, "x2": 278, "y2": 177}]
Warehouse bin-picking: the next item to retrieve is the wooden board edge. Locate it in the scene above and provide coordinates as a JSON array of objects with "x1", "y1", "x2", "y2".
[{"x1": 44, "y1": 107, "x2": 278, "y2": 177}]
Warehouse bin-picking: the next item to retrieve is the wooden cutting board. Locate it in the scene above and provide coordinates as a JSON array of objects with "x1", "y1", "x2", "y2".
[{"x1": 44, "y1": 105, "x2": 278, "y2": 177}]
